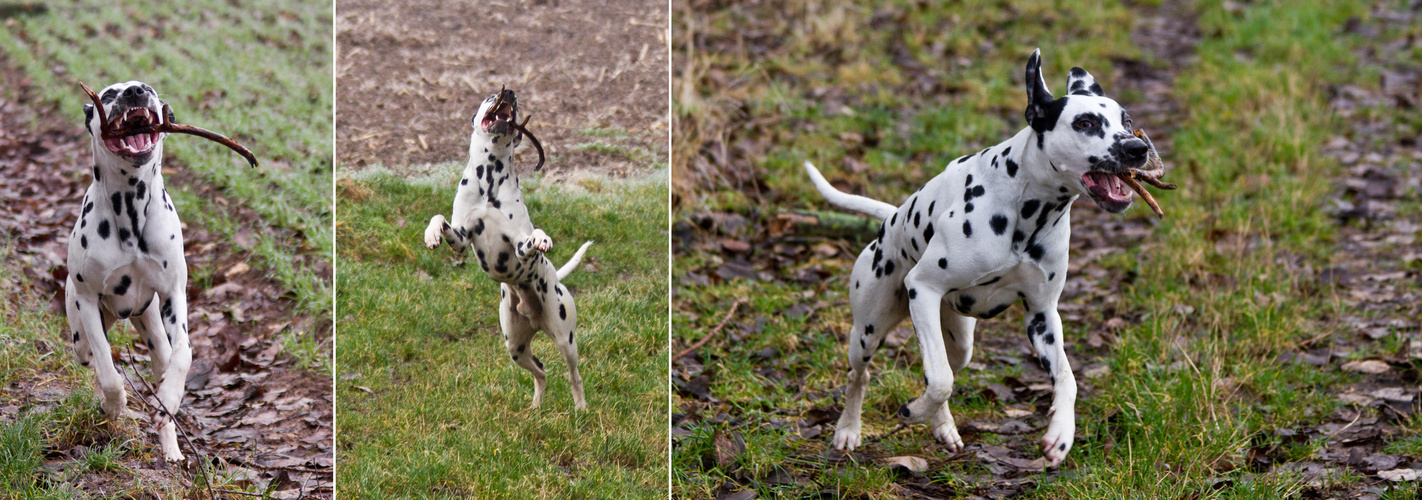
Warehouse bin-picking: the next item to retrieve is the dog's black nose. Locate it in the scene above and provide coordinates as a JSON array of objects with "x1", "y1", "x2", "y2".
[
  {"x1": 1123, "y1": 139, "x2": 1149, "y2": 161},
  {"x1": 123, "y1": 86, "x2": 142, "y2": 97}
]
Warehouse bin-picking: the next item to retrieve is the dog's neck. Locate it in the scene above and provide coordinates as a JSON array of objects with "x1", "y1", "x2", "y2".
[
  {"x1": 468, "y1": 131, "x2": 523, "y2": 205},
  {"x1": 90, "y1": 140, "x2": 166, "y2": 247},
  {"x1": 1015, "y1": 128, "x2": 1083, "y2": 205}
]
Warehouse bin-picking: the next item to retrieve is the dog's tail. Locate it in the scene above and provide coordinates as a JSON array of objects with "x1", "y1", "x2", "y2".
[
  {"x1": 556, "y1": 241, "x2": 594, "y2": 280},
  {"x1": 803, "y1": 161, "x2": 897, "y2": 220}
]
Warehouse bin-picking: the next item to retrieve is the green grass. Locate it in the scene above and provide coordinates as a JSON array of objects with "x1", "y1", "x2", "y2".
[
  {"x1": 0, "y1": 0, "x2": 333, "y2": 317},
  {"x1": 335, "y1": 169, "x2": 670, "y2": 499},
  {"x1": 674, "y1": 0, "x2": 1421, "y2": 498}
]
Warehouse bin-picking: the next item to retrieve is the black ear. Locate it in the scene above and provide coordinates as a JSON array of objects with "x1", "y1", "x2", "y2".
[
  {"x1": 165, "y1": 105, "x2": 175, "y2": 125},
  {"x1": 1024, "y1": 48, "x2": 1058, "y2": 131},
  {"x1": 83, "y1": 104, "x2": 94, "y2": 135},
  {"x1": 1067, "y1": 67, "x2": 1105, "y2": 97}
]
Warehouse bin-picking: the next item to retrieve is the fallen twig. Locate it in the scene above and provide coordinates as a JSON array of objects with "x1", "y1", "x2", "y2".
[
  {"x1": 118, "y1": 346, "x2": 217, "y2": 500},
  {"x1": 674, "y1": 299, "x2": 748, "y2": 361}
]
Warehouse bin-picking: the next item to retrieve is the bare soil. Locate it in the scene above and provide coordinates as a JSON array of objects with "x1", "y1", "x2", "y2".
[
  {"x1": 0, "y1": 55, "x2": 333, "y2": 499},
  {"x1": 335, "y1": 0, "x2": 669, "y2": 176}
]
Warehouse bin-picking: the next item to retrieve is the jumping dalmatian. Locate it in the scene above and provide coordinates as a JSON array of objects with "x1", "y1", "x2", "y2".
[
  {"x1": 804, "y1": 49, "x2": 1156, "y2": 465},
  {"x1": 424, "y1": 88, "x2": 593, "y2": 410},
  {"x1": 65, "y1": 81, "x2": 193, "y2": 462}
]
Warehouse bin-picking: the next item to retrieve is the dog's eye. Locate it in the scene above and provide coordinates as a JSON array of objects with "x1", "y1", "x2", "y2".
[{"x1": 1074, "y1": 120, "x2": 1094, "y2": 130}]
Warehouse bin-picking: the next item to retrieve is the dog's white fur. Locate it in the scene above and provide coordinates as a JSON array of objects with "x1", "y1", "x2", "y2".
[
  {"x1": 806, "y1": 50, "x2": 1153, "y2": 465},
  {"x1": 424, "y1": 89, "x2": 592, "y2": 410},
  {"x1": 66, "y1": 81, "x2": 191, "y2": 462}
]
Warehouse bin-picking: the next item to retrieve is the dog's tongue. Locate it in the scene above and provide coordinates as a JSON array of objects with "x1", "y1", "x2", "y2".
[{"x1": 1083, "y1": 172, "x2": 1130, "y2": 202}]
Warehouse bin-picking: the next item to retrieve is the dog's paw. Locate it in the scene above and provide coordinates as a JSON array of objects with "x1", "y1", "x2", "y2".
[
  {"x1": 529, "y1": 229, "x2": 552, "y2": 253},
  {"x1": 1040, "y1": 416, "x2": 1075, "y2": 466},
  {"x1": 931, "y1": 406, "x2": 965, "y2": 453},
  {"x1": 424, "y1": 216, "x2": 446, "y2": 249},
  {"x1": 831, "y1": 426, "x2": 862, "y2": 451}
]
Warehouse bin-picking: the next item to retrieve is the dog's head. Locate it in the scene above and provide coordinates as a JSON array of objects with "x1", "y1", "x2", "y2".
[
  {"x1": 471, "y1": 87, "x2": 523, "y2": 147},
  {"x1": 1023, "y1": 50, "x2": 1150, "y2": 213},
  {"x1": 84, "y1": 80, "x2": 172, "y2": 164}
]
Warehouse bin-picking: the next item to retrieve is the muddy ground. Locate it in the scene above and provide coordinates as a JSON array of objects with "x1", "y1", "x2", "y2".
[
  {"x1": 335, "y1": 0, "x2": 669, "y2": 176},
  {"x1": 0, "y1": 56, "x2": 333, "y2": 498},
  {"x1": 672, "y1": 1, "x2": 1421, "y2": 498}
]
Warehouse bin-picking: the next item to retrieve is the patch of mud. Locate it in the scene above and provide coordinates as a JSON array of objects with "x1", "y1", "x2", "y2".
[{"x1": 335, "y1": 0, "x2": 668, "y2": 177}]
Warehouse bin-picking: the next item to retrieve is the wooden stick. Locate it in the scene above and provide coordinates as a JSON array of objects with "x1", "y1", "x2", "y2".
[
  {"x1": 674, "y1": 299, "x2": 748, "y2": 361},
  {"x1": 511, "y1": 116, "x2": 546, "y2": 171},
  {"x1": 80, "y1": 81, "x2": 259, "y2": 167}
]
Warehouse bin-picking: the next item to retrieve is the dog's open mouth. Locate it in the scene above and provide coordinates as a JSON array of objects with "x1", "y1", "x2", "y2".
[
  {"x1": 1082, "y1": 171, "x2": 1134, "y2": 212},
  {"x1": 480, "y1": 100, "x2": 516, "y2": 133},
  {"x1": 102, "y1": 107, "x2": 163, "y2": 156}
]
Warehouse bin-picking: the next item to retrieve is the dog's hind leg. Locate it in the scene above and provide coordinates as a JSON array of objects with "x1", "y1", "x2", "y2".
[
  {"x1": 133, "y1": 294, "x2": 169, "y2": 375},
  {"x1": 543, "y1": 283, "x2": 586, "y2": 410},
  {"x1": 501, "y1": 284, "x2": 547, "y2": 408},
  {"x1": 932, "y1": 306, "x2": 977, "y2": 451},
  {"x1": 832, "y1": 243, "x2": 909, "y2": 451}
]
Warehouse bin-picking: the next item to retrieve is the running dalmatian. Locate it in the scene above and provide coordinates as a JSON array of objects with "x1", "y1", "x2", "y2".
[
  {"x1": 65, "y1": 81, "x2": 192, "y2": 462},
  {"x1": 424, "y1": 88, "x2": 593, "y2": 410},
  {"x1": 804, "y1": 49, "x2": 1155, "y2": 465}
]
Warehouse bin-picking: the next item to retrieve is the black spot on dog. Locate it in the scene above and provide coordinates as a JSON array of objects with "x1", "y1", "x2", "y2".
[
  {"x1": 1045, "y1": 333, "x2": 1056, "y2": 344},
  {"x1": 1027, "y1": 244, "x2": 1045, "y2": 261},
  {"x1": 81, "y1": 235, "x2": 88, "y2": 248},
  {"x1": 1005, "y1": 158, "x2": 1019, "y2": 177},
  {"x1": 98, "y1": 220, "x2": 110, "y2": 239},
  {"x1": 983, "y1": 303, "x2": 1011, "y2": 319},
  {"x1": 1021, "y1": 199, "x2": 1040, "y2": 218},
  {"x1": 923, "y1": 223, "x2": 934, "y2": 243},
  {"x1": 559, "y1": 303, "x2": 567, "y2": 320},
  {"x1": 938, "y1": 258, "x2": 947, "y2": 269},
  {"x1": 118, "y1": 227, "x2": 130, "y2": 242},
  {"x1": 965, "y1": 203, "x2": 974, "y2": 213},
  {"x1": 113, "y1": 275, "x2": 132, "y2": 295},
  {"x1": 897, "y1": 403, "x2": 911, "y2": 418},
  {"x1": 990, "y1": 215, "x2": 1008, "y2": 235},
  {"x1": 76, "y1": 274, "x2": 83, "y2": 282},
  {"x1": 864, "y1": 324, "x2": 874, "y2": 335},
  {"x1": 908, "y1": 289, "x2": 917, "y2": 300},
  {"x1": 1049, "y1": 272, "x2": 1056, "y2": 281},
  {"x1": 884, "y1": 260, "x2": 895, "y2": 275},
  {"x1": 957, "y1": 294, "x2": 975, "y2": 313},
  {"x1": 962, "y1": 221, "x2": 972, "y2": 237},
  {"x1": 92, "y1": 166, "x2": 100, "y2": 182}
]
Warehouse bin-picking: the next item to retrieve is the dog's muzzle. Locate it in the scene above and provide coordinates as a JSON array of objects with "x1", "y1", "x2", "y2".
[
  {"x1": 103, "y1": 93, "x2": 163, "y2": 157},
  {"x1": 480, "y1": 89, "x2": 518, "y2": 135}
]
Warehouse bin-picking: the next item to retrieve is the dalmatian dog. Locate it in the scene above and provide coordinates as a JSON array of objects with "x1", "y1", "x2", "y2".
[
  {"x1": 804, "y1": 49, "x2": 1153, "y2": 465},
  {"x1": 65, "y1": 81, "x2": 192, "y2": 462},
  {"x1": 424, "y1": 88, "x2": 593, "y2": 410}
]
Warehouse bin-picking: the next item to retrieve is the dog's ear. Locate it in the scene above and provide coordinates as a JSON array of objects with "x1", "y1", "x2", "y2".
[
  {"x1": 165, "y1": 105, "x2": 175, "y2": 126},
  {"x1": 83, "y1": 104, "x2": 94, "y2": 136},
  {"x1": 1066, "y1": 67, "x2": 1105, "y2": 97},
  {"x1": 1024, "y1": 48, "x2": 1057, "y2": 131}
]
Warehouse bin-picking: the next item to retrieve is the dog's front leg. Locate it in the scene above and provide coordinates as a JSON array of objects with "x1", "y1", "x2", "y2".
[
  {"x1": 516, "y1": 228, "x2": 552, "y2": 258},
  {"x1": 152, "y1": 287, "x2": 193, "y2": 462},
  {"x1": 1025, "y1": 306, "x2": 1076, "y2": 465},
  {"x1": 68, "y1": 293, "x2": 126, "y2": 420},
  {"x1": 898, "y1": 264, "x2": 957, "y2": 427}
]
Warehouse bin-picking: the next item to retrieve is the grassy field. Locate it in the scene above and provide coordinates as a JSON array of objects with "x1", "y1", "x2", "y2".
[
  {"x1": 674, "y1": 0, "x2": 1421, "y2": 498},
  {"x1": 335, "y1": 168, "x2": 670, "y2": 499},
  {"x1": 0, "y1": 0, "x2": 332, "y2": 497}
]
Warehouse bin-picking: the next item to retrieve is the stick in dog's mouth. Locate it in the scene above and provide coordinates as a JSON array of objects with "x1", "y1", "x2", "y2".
[
  {"x1": 511, "y1": 115, "x2": 546, "y2": 171},
  {"x1": 1115, "y1": 128, "x2": 1177, "y2": 217},
  {"x1": 80, "y1": 81, "x2": 259, "y2": 168}
]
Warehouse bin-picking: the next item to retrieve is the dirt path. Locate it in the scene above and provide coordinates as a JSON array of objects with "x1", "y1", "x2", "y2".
[
  {"x1": 0, "y1": 57, "x2": 332, "y2": 499},
  {"x1": 335, "y1": 0, "x2": 668, "y2": 176}
]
